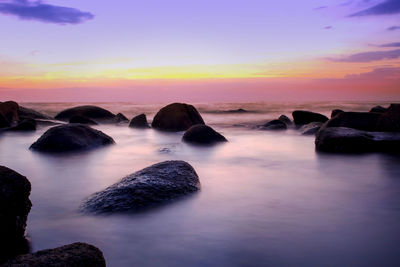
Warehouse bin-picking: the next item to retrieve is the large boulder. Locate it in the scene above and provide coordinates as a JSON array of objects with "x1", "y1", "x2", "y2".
[
  {"x1": 129, "y1": 114, "x2": 149, "y2": 128},
  {"x1": 0, "y1": 101, "x2": 19, "y2": 124},
  {"x1": 376, "y1": 104, "x2": 400, "y2": 132},
  {"x1": 292, "y1": 110, "x2": 328, "y2": 126},
  {"x1": 81, "y1": 161, "x2": 200, "y2": 213},
  {"x1": 5, "y1": 242, "x2": 106, "y2": 267},
  {"x1": 259, "y1": 119, "x2": 287, "y2": 130},
  {"x1": 151, "y1": 103, "x2": 205, "y2": 131},
  {"x1": 300, "y1": 122, "x2": 323, "y2": 135},
  {"x1": 0, "y1": 166, "x2": 31, "y2": 263},
  {"x1": 30, "y1": 124, "x2": 114, "y2": 153},
  {"x1": 18, "y1": 106, "x2": 52, "y2": 120},
  {"x1": 69, "y1": 115, "x2": 97, "y2": 125},
  {"x1": 323, "y1": 112, "x2": 382, "y2": 132},
  {"x1": 54, "y1": 105, "x2": 116, "y2": 123},
  {"x1": 315, "y1": 127, "x2": 400, "y2": 153},
  {"x1": 182, "y1": 124, "x2": 227, "y2": 144}
]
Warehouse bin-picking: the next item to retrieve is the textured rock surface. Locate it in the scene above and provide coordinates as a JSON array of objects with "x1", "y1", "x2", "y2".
[
  {"x1": 292, "y1": 110, "x2": 328, "y2": 126},
  {"x1": 152, "y1": 103, "x2": 204, "y2": 131},
  {"x1": 183, "y1": 124, "x2": 227, "y2": 144},
  {"x1": 81, "y1": 161, "x2": 200, "y2": 213},
  {"x1": 129, "y1": 114, "x2": 149, "y2": 128},
  {"x1": 55, "y1": 105, "x2": 116, "y2": 123}
]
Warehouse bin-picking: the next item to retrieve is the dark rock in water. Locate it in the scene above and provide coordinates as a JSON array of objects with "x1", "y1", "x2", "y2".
[
  {"x1": 5, "y1": 242, "x2": 106, "y2": 267},
  {"x1": 0, "y1": 113, "x2": 10, "y2": 128},
  {"x1": 225, "y1": 108, "x2": 248, "y2": 113},
  {"x1": 0, "y1": 166, "x2": 31, "y2": 263},
  {"x1": 116, "y1": 113, "x2": 129, "y2": 123},
  {"x1": 259, "y1": 119, "x2": 287, "y2": 130},
  {"x1": 0, "y1": 101, "x2": 19, "y2": 124},
  {"x1": 30, "y1": 124, "x2": 114, "y2": 153},
  {"x1": 323, "y1": 112, "x2": 382, "y2": 132},
  {"x1": 69, "y1": 115, "x2": 97, "y2": 125},
  {"x1": 278, "y1": 115, "x2": 292, "y2": 125},
  {"x1": 54, "y1": 105, "x2": 116, "y2": 123},
  {"x1": 292, "y1": 110, "x2": 328, "y2": 126},
  {"x1": 182, "y1": 124, "x2": 227, "y2": 144},
  {"x1": 376, "y1": 104, "x2": 400, "y2": 132},
  {"x1": 369, "y1": 105, "x2": 387, "y2": 113},
  {"x1": 81, "y1": 161, "x2": 200, "y2": 213},
  {"x1": 331, "y1": 109, "x2": 344, "y2": 118},
  {"x1": 129, "y1": 114, "x2": 149, "y2": 128},
  {"x1": 315, "y1": 127, "x2": 400, "y2": 153},
  {"x1": 18, "y1": 106, "x2": 52, "y2": 120},
  {"x1": 152, "y1": 103, "x2": 205, "y2": 132},
  {"x1": 5, "y1": 119, "x2": 36, "y2": 132},
  {"x1": 300, "y1": 122, "x2": 323, "y2": 135}
]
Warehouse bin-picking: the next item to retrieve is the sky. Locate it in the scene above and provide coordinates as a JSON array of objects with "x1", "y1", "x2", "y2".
[{"x1": 0, "y1": 0, "x2": 399, "y2": 102}]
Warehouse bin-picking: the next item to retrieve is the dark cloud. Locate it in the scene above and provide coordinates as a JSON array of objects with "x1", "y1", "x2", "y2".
[
  {"x1": 349, "y1": 0, "x2": 400, "y2": 16},
  {"x1": 0, "y1": 0, "x2": 94, "y2": 24},
  {"x1": 329, "y1": 49, "x2": 400, "y2": 62},
  {"x1": 379, "y1": 42, "x2": 400, "y2": 47},
  {"x1": 387, "y1": 25, "x2": 400, "y2": 31}
]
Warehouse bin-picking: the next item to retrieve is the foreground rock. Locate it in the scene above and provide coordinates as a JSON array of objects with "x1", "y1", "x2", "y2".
[
  {"x1": 315, "y1": 127, "x2": 400, "y2": 153},
  {"x1": 55, "y1": 105, "x2": 116, "y2": 123},
  {"x1": 292, "y1": 110, "x2": 328, "y2": 126},
  {"x1": 81, "y1": 161, "x2": 200, "y2": 213},
  {"x1": 129, "y1": 114, "x2": 149, "y2": 128},
  {"x1": 323, "y1": 112, "x2": 382, "y2": 132},
  {"x1": 69, "y1": 115, "x2": 97, "y2": 125},
  {"x1": 152, "y1": 103, "x2": 205, "y2": 131},
  {"x1": 4, "y1": 242, "x2": 106, "y2": 267},
  {"x1": 259, "y1": 119, "x2": 287, "y2": 130},
  {"x1": 182, "y1": 124, "x2": 227, "y2": 144},
  {"x1": 300, "y1": 122, "x2": 323, "y2": 135},
  {"x1": 30, "y1": 124, "x2": 114, "y2": 153},
  {"x1": 0, "y1": 166, "x2": 31, "y2": 263}
]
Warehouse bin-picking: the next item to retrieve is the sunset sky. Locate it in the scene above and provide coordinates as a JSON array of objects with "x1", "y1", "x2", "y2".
[{"x1": 0, "y1": 0, "x2": 399, "y2": 102}]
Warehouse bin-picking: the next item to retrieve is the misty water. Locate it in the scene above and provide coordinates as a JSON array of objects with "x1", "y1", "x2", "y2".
[{"x1": 1, "y1": 102, "x2": 400, "y2": 267}]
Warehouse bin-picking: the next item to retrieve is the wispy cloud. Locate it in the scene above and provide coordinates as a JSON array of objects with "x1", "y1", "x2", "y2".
[
  {"x1": 378, "y1": 42, "x2": 400, "y2": 47},
  {"x1": 349, "y1": 0, "x2": 400, "y2": 16},
  {"x1": 0, "y1": 0, "x2": 94, "y2": 24},
  {"x1": 323, "y1": 26, "x2": 333, "y2": 30},
  {"x1": 329, "y1": 49, "x2": 400, "y2": 62},
  {"x1": 387, "y1": 25, "x2": 400, "y2": 31}
]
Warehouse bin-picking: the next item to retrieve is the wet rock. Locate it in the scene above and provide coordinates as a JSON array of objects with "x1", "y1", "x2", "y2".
[
  {"x1": 4, "y1": 242, "x2": 106, "y2": 267},
  {"x1": 54, "y1": 105, "x2": 116, "y2": 123},
  {"x1": 69, "y1": 115, "x2": 97, "y2": 125},
  {"x1": 5, "y1": 119, "x2": 36, "y2": 132},
  {"x1": 369, "y1": 105, "x2": 387, "y2": 113},
  {"x1": 259, "y1": 119, "x2": 287, "y2": 130},
  {"x1": 315, "y1": 127, "x2": 400, "y2": 153},
  {"x1": 30, "y1": 124, "x2": 114, "y2": 153},
  {"x1": 81, "y1": 161, "x2": 200, "y2": 213},
  {"x1": 331, "y1": 109, "x2": 344, "y2": 118},
  {"x1": 116, "y1": 113, "x2": 129, "y2": 123},
  {"x1": 292, "y1": 110, "x2": 328, "y2": 126},
  {"x1": 376, "y1": 104, "x2": 400, "y2": 132},
  {"x1": 0, "y1": 101, "x2": 19, "y2": 124},
  {"x1": 129, "y1": 114, "x2": 149, "y2": 128},
  {"x1": 152, "y1": 103, "x2": 204, "y2": 132},
  {"x1": 278, "y1": 115, "x2": 292, "y2": 125},
  {"x1": 0, "y1": 166, "x2": 31, "y2": 263},
  {"x1": 300, "y1": 122, "x2": 323, "y2": 135},
  {"x1": 18, "y1": 106, "x2": 52, "y2": 120},
  {"x1": 323, "y1": 112, "x2": 382, "y2": 132},
  {"x1": 182, "y1": 124, "x2": 227, "y2": 144}
]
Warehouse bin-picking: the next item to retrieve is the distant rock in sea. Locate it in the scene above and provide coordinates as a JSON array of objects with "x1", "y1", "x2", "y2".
[
  {"x1": 116, "y1": 113, "x2": 129, "y2": 123},
  {"x1": 259, "y1": 119, "x2": 287, "y2": 130},
  {"x1": 183, "y1": 124, "x2": 227, "y2": 144},
  {"x1": 292, "y1": 110, "x2": 329, "y2": 126},
  {"x1": 369, "y1": 105, "x2": 387, "y2": 113},
  {"x1": 300, "y1": 122, "x2": 323, "y2": 135},
  {"x1": 278, "y1": 115, "x2": 292, "y2": 125},
  {"x1": 55, "y1": 105, "x2": 116, "y2": 123},
  {"x1": 129, "y1": 114, "x2": 149, "y2": 128}
]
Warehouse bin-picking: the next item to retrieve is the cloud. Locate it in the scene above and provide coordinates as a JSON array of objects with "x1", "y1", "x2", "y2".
[
  {"x1": 349, "y1": 0, "x2": 400, "y2": 16},
  {"x1": 314, "y1": 6, "x2": 328, "y2": 10},
  {"x1": 329, "y1": 49, "x2": 400, "y2": 62},
  {"x1": 0, "y1": 0, "x2": 94, "y2": 24},
  {"x1": 378, "y1": 42, "x2": 400, "y2": 47},
  {"x1": 387, "y1": 25, "x2": 400, "y2": 31},
  {"x1": 323, "y1": 26, "x2": 333, "y2": 30}
]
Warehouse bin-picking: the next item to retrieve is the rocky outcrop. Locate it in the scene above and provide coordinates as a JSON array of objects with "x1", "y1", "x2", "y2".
[
  {"x1": 259, "y1": 119, "x2": 287, "y2": 130},
  {"x1": 151, "y1": 103, "x2": 205, "y2": 131},
  {"x1": 129, "y1": 114, "x2": 149, "y2": 128},
  {"x1": 30, "y1": 124, "x2": 114, "y2": 153},
  {"x1": 292, "y1": 110, "x2": 328, "y2": 126},
  {"x1": 4, "y1": 242, "x2": 106, "y2": 267},
  {"x1": 182, "y1": 124, "x2": 227, "y2": 144},
  {"x1": 81, "y1": 161, "x2": 200, "y2": 213},
  {"x1": 0, "y1": 166, "x2": 31, "y2": 263},
  {"x1": 54, "y1": 105, "x2": 116, "y2": 123},
  {"x1": 300, "y1": 122, "x2": 323, "y2": 135},
  {"x1": 331, "y1": 109, "x2": 344, "y2": 118},
  {"x1": 69, "y1": 115, "x2": 97, "y2": 125}
]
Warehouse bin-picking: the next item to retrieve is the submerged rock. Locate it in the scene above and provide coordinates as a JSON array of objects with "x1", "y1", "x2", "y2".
[
  {"x1": 278, "y1": 115, "x2": 292, "y2": 125},
  {"x1": 182, "y1": 124, "x2": 227, "y2": 144},
  {"x1": 323, "y1": 112, "x2": 382, "y2": 132},
  {"x1": 129, "y1": 114, "x2": 149, "y2": 128},
  {"x1": 292, "y1": 110, "x2": 328, "y2": 126},
  {"x1": 152, "y1": 103, "x2": 204, "y2": 131},
  {"x1": 259, "y1": 119, "x2": 287, "y2": 130},
  {"x1": 5, "y1": 242, "x2": 106, "y2": 267},
  {"x1": 331, "y1": 109, "x2": 344, "y2": 118},
  {"x1": 69, "y1": 115, "x2": 97, "y2": 125},
  {"x1": 55, "y1": 105, "x2": 116, "y2": 123},
  {"x1": 300, "y1": 122, "x2": 323, "y2": 135},
  {"x1": 116, "y1": 113, "x2": 129, "y2": 123},
  {"x1": 0, "y1": 166, "x2": 31, "y2": 263},
  {"x1": 30, "y1": 124, "x2": 114, "y2": 153},
  {"x1": 369, "y1": 105, "x2": 387, "y2": 113},
  {"x1": 81, "y1": 161, "x2": 200, "y2": 213}
]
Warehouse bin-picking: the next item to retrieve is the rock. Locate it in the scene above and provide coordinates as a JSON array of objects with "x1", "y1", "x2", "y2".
[
  {"x1": 376, "y1": 104, "x2": 400, "y2": 132},
  {"x1": 182, "y1": 124, "x2": 227, "y2": 144},
  {"x1": 369, "y1": 105, "x2": 387, "y2": 113},
  {"x1": 331, "y1": 109, "x2": 344, "y2": 118},
  {"x1": 69, "y1": 115, "x2": 97, "y2": 125},
  {"x1": 315, "y1": 127, "x2": 400, "y2": 153},
  {"x1": 278, "y1": 115, "x2": 292, "y2": 125},
  {"x1": 300, "y1": 122, "x2": 323, "y2": 135},
  {"x1": 0, "y1": 113, "x2": 10, "y2": 128},
  {"x1": 129, "y1": 114, "x2": 149, "y2": 128},
  {"x1": 116, "y1": 113, "x2": 129, "y2": 123},
  {"x1": 0, "y1": 101, "x2": 19, "y2": 124},
  {"x1": 292, "y1": 110, "x2": 328, "y2": 126},
  {"x1": 0, "y1": 166, "x2": 31, "y2": 263},
  {"x1": 5, "y1": 119, "x2": 36, "y2": 132},
  {"x1": 259, "y1": 119, "x2": 287, "y2": 130},
  {"x1": 54, "y1": 105, "x2": 116, "y2": 123},
  {"x1": 30, "y1": 124, "x2": 114, "y2": 153},
  {"x1": 5, "y1": 242, "x2": 106, "y2": 267},
  {"x1": 18, "y1": 106, "x2": 52, "y2": 120},
  {"x1": 81, "y1": 161, "x2": 200, "y2": 213},
  {"x1": 225, "y1": 108, "x2": 248, "y2": 113},
  {"x1": 323, "y1": 112, "x2": 382, "y2": 132},
  {"x1": 152, "y1": 103, "x2": 205, "y2": 132}
]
